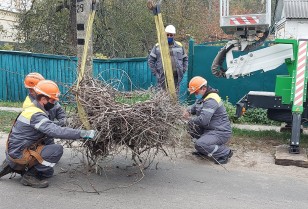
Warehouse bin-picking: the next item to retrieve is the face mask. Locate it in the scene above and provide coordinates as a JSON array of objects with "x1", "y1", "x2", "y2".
[
  {"x1": 167, "y1": 37, "x2": 174, "y2": 44},
  {"x1": 195, "y1": 93, "x2": 203, "y2": 100},
  {"x1": 44, "y1": 102, "x2": 55, "y2": 111}
]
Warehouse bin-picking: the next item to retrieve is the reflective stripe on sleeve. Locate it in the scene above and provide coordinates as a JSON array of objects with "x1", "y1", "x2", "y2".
[
  {"x1": 41, "y1": 160, "x2": 56, "y2": 167},
  {"x1": 17, "y1": 115, "x2": 30, "y2": 125},
  {"x1": 208, "y1": 145, "x2": 219, "y2": 157},
  {"x1": 34, "y1": 118, "x2": 50, "y2": 130},
  {"x1": 202, "y1": 108, "x2": 215, "y2": 114},
  {"x1": 150, "y1": 52, "x2": 157, "y2": 58}
]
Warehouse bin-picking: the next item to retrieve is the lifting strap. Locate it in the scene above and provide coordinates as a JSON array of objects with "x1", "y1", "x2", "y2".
[{"x1": 6, "y1": 141, "x2": 44, "y2": 169}]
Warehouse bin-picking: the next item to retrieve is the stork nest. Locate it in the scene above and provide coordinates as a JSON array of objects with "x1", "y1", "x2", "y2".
[{"x1": 67, "y1": 78, "x2": 186, "y2": 169}]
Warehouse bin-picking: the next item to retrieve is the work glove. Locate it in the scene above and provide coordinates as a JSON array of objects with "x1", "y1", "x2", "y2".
[{"x1": 80, "y1": 130, "x2": 96, "y2": 140}]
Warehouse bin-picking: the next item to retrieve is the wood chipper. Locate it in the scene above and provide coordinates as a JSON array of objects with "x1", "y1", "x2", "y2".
[{"x1": 212, "y1": 0, "x2": 308, "y2": 154}]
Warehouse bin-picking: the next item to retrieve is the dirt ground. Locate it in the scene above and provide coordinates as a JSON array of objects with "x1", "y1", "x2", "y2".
[{"x1": 182, "y1": 135, "x2": 308, "y2": 181}]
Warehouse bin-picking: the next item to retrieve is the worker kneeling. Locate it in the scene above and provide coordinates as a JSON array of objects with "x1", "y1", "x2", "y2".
[
  {"x1": 0, "y1": 80, "x2": 95, "y2": 188},
  {"x1": 183, "y1": 76, "x2": 233, "y2": 164}
]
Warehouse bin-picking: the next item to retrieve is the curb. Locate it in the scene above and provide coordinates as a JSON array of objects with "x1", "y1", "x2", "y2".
[{"x1": 0, "y1": 107, "x2": 22, "y2": 112}]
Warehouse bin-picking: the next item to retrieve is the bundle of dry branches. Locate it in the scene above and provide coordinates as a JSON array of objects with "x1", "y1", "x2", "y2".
[{"x1": 68, "y1": 78, "x2": 186, "y2": 169}]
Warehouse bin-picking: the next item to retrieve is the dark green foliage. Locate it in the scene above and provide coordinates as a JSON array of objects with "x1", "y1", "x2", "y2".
[
  {"x1": 15, "y1": 0, "x2": 73, "y2": 55},
  {"x1": 240, "y1": 108, "x2": 280, "y2": 125},
  {"x1": 93, "y1": 0, "x2": 156, "y2": 58},
  {"x1": 223, "y1": 97, "x2": 239, "y2": 123},
  {"x1": 14, "y1": 0, "x2": 274, "y2": 57},
  {"x1": 224, "y1": 99, "x2": 279, "y2": 125}
]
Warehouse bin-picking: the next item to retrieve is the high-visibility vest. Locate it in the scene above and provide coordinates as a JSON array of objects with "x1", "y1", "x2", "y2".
[
  {"x1": 204, "y1": 93, "x2": 222, "y2": 104},
  {"x1": 22, "y1": 96, "x2": 35, "y2": 110},
  {"x1": 7, "y1": 106, "x2": 46, "y2": 170}
]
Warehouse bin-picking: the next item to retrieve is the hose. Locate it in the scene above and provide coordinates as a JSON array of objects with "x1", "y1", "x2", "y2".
[
  {"x1": 244, "y1": 30, "x2": 269, "y2": 51},
  {"x1": 211, "y1": 31, "x2": 269, "y2": 78},
  {"x1": 211, "y1": 44, "x2": 234, "y2": 78}
]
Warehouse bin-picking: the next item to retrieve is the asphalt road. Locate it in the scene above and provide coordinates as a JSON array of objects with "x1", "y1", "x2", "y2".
[{"x1": 0, "y1": 132, "x2": 308, "y2": 209}]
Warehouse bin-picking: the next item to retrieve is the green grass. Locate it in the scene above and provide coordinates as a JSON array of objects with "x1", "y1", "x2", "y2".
[
  {"x1": 233, "y1": 128, "x2": 287, "y2": 139},
  {"x1": 0, "y1": 101, "x2": 23, "y2": 108},
  {"x1": 224, "y1": 99, "x2": 280, "y2": 125},
  {"x1": 0, "y1": 111, "x2": 19, "y2": 133},
  {"x1": 232, "y1": 128, "x2": 308, "y2": 146},
  {"x1": 115, "y1": 94, "x2": 151, "y2": 105}
]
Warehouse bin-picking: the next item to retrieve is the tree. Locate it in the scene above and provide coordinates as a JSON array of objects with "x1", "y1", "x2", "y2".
[
  {"x1": 56, "y1": 0, "x2": 77, "y2": 51},
  {"x1": 15, "y1": 0, "x2": 73, "y2": 54},
  {"x1": 14, "y1": 0, "x2": 275, "y2": 57}
]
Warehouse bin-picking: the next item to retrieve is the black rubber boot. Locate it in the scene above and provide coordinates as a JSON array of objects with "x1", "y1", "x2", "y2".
[
  {"x1": 0, "y1": 160, "x2": 13, "y2": 178},
  {"x1": 228, "y1": 150, "x2": 233, "y2": 159},
  {"x1": 215, "y1": 156, "x2": 229, "y2": 164},
  {"x1": 215, "y1": 150, "x2": 233, "y2": 164},
  {"x1": 20, "y1": 168, "x2": 49, "y2": 188}
]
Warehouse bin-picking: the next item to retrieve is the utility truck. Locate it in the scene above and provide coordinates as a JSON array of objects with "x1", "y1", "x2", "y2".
[{"x1": 212, "y1": 0, "x2": 308, "y2": 153}]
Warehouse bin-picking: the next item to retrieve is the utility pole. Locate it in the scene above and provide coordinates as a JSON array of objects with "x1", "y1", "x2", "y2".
[
  {"x1": 75, "y1": 0, "x2": 97, "y2": 130},
  {"x1": 76, "y1": 0, "x2": 96, "y2": 78}
]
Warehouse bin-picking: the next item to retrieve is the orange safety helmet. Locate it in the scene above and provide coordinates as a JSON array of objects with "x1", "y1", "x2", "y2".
[
  {"x1": 24, "y1": 72, "x2": 45, "y2": 89},
  {"x1": 34, "y1": 80, "x2": 61, "y2": 101},
  {"x1": 188, "y1": 76, "x2": 207, "y2": 94}
]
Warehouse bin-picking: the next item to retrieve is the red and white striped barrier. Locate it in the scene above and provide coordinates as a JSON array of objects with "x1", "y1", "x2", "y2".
[
  {"x1": 230, "y1": 16, "x2": 259, "y2": 25},
  {"x1": 294, "y1": 40, "x2": 308, "y2": 106}
]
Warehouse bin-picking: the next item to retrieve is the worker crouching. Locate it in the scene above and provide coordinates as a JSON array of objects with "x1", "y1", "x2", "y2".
[
  {"x1": 183, "y1": 76, "x2": 233, "y2": 164},
  {"x1": 0, "y1": 80, "x2": 95, "y2": 188},
  {"x1": 23, "y1": 72, "x2": 67, "y2": 128}
]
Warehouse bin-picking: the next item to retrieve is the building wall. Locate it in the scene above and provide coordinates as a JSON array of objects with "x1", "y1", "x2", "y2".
[
  {"x1": 276, "y1": 20, "x2": 308, "y2": 39},
  {"x1": 0, "y1": 9, "x2": 19, "y2": 43}
]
